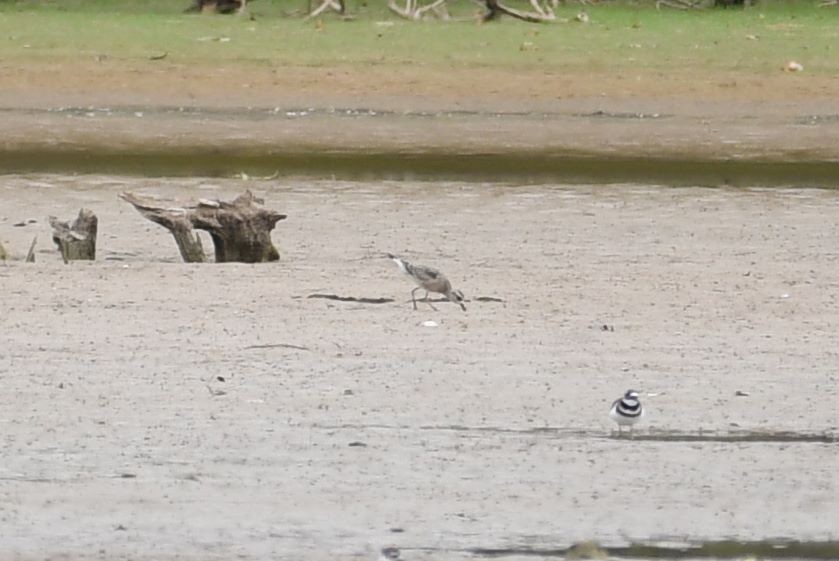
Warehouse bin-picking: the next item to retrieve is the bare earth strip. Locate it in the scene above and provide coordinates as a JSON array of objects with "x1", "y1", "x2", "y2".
[
  {"x1": 1, "y1": 176, "x2": 838, "y2": 559},
  {"x1": 2, "y1": 61, "x2": 839, "y2": 169}
]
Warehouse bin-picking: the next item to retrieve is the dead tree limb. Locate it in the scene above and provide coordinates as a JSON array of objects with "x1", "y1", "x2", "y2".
[
  {"x1": 119, "y1": 193, "x2": 206, "y2": 263},
  {"x1": 49, "y1": 209, "x2": 97, "y2": 263},
  {"x1": 482, "y1": 0, "x2": 556, "y2": 22},
  {"x1": 415, "y1": 0, "x2": 451, "y2": 19},
  {"x1": 388, "y1": 0, "x2": 418, "y2": 18},
  {"x1": 388, "y1": 0, "x2": 453, "y2": 19},
  {"x1": 121, "y1": 191, "x2": 286, "y2": 264},
  {"x1": 306, "y1": 0, "x2": 345, "y2": 18}
]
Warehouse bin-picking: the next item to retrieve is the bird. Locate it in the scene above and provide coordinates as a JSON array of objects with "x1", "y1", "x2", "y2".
[
  {"x1": 379, "y1": 547, "x2": 404, "y2": 561},
  {"x1": 387, "y1": 253, "x2": 466, "y2": 311},
  {"x1": 609, "y1": 389, "x2": 644, "y2": 437}
]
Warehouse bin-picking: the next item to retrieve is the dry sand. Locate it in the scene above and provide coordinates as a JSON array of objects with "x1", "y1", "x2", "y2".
[{"x1": 1, "y1": 175, "x2": 838, "y2": 560}]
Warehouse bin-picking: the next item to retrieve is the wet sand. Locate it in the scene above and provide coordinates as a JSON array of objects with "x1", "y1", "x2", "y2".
[
  {"x1": 1, "y1": 176, "x2": 838, "y2": 560},
  {"x1": 3, "y1": 59, "x2": 839, "y2": 185},
  {"x1": 2, "y1": 101, "x2": 839, "y2": 186}
]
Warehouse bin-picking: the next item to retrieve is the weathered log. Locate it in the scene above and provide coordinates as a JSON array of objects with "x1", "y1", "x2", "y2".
[
  {"x1": 307, "y1": 0, "x2": 345, "y2": 18},
  {"x1": 121, "y1": 191, "x2": 286, "y2": 264},
  {"x1": 119, "y1": 193, "x2": 206, "y2": 263},
  {"x1": 49, "y1": 209, "x2": 97, "y2": 263}
]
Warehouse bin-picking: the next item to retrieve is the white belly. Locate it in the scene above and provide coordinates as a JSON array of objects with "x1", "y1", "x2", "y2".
[{"x1": 610, "y1": 405, "x2": 644, "y2": 426}]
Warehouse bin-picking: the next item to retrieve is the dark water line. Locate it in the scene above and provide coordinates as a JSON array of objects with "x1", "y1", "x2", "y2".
[
  {"x1": 466, "y1": 540, "x2": 839, "y2": 559},
  {"x1": 1, "y1": 148, "x2": 839, "y2": 187}
]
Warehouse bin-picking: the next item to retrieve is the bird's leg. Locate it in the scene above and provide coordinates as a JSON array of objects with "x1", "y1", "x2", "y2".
[
  {"x1": 411, "y1": 287, "x2": 420, "y2": 310},
  {"x1": 424, "y1": 291, "x2": 438, "y2": 311},
  {"x1": 617, "y1": 425, "x2": 623, "y2": 437}
]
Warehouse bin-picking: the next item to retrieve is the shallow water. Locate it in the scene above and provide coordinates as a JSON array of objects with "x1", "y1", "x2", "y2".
[{"x1": 2, "y1": 106, "x2": 839, "y2": 186}]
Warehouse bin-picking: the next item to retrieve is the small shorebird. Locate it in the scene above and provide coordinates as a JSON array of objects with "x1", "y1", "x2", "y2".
[
  {"x1": 609, "y1": 390, "x2": 644, "y2": 437},
  {"x1": 387, "y1": 253, "x2": 466, "y2": 311},
  {"x1": 379, "y1": 547, "x2": 404, "y2": 561}
]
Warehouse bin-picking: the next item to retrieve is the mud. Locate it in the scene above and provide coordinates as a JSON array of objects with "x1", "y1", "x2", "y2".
[
  {"x1": 1, "y1": 176, "x2": 838, "y2": 560},
  {"x1": 2, "y1": 103, "x2": 839, "y2": 185}
]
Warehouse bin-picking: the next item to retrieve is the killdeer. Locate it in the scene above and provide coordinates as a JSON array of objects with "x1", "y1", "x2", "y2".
[{"x1": 609, "y1": 389, "x2": 644, "y2": 436}]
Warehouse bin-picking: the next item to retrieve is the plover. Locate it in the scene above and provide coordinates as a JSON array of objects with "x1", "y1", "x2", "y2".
[
  {"x1": 379, "y1": 547, "x2": 404, "y2": 561},
  {"x1": 609, "y1": 390, "x2": 644, "y2": 436},
  {"x1": 387, "y1": 253, "x2": 466, "y2": 311}
]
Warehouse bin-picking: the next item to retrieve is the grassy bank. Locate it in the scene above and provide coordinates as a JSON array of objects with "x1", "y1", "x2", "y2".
[{"x1": 0, "y1": 1, "x2": 836, "y2": 74}]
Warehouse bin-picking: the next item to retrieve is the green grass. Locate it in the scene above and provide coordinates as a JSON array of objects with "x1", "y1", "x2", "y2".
[{"x1": 0, "y1": 0, "x2": 836, "y2": 74}]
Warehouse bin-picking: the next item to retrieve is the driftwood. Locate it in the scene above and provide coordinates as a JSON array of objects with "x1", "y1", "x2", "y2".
[
  {"x1": 482, "y1": 0, "x2": 557, "y2": 22},
  {"x1": 120, "y1": 193, "x2": 206, "y2": 263},
  {"x1": 120, "y1": 191, "x2": 286, "y2": 264},
  {"x1": 388, "y1": 0, "x2": 451, "y2": 19},
  {"x1": 307, "y1": 0, "x2": 346, "y2": 18},
  {"x1": 49, "y1": 209, "x2": 97, "y2": 263}
]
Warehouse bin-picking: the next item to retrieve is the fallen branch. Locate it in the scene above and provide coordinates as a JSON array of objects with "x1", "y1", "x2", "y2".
[
  {"x1": 306, "y1": 0, "x2": 345, "y2": 18},
  {"x1": 482, "y1": 0, "x2": 556, "y2": 22},
  {"x1": 387, "y1": 0, "x2": 418, "y2": 18}
]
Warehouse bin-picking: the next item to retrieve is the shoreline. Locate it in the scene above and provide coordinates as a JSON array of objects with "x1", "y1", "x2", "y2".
[{"x1": 2, "y1": 102, "x2": 838, "y2": 185}]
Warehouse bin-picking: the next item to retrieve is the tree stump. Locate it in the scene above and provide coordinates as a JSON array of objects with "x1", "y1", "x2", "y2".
[
  {"x1": 49, "y1": 209, "x2": 97, "y2": 263},
  {"x1": 121, "y1": 191, "x2": 286, "y2": 264}
]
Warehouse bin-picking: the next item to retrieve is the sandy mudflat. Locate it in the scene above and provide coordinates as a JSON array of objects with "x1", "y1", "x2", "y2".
[
  {"x1": 1, "y1": 175, "x2": 838, "y2": 560},
  {"x1": 3, "y1": 60, "x2": 839, "y2": 170}
]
